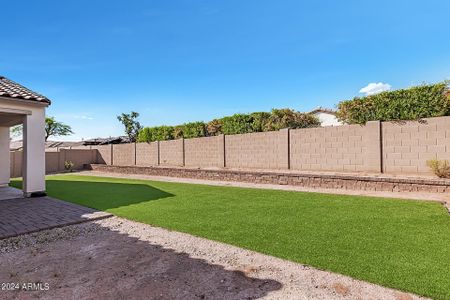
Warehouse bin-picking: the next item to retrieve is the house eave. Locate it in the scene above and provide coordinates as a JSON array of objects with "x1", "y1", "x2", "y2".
[{"x1": 0, "y1": 96, "x2": 50, "y2": 107}]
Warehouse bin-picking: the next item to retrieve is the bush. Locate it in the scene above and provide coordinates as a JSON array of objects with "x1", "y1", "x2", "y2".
[
  {"x1": 137, "y1": 127, "x2": 151, "y2": 142},
  {"x1": 427, "y1": 159, "x2": 450, "y2": 178},
  {"x1": 137, "y1": 108, "x2": 321, "y2": 141},
  {"x1": 64, "y1": 161, "x2": 74, "y2": 172},
  {"x1": 220, "y1": 114, "x2": 254, "y2": 135},
  {"x1": 337, "y1": 82, "x2": 450, "y2": 124},
  {"x1": 206, "y1": 119, "x2": 223, "y2": 136},
  {"x1": 173, "y1": 125, "x2": 184, "y2": 139},
  {"x1": 266, "y1": 109, "x2": 320, "y2": 131},
  {"x1": 181, "y1": 121, "x2": 207, "y2": 138},
  {"x1": 250, "y1": 112, "x2": 271, "y2": 132},
  {"x1": 138, "y1": 126, "x2": 174, "y2": 142},
  {"x1": 170, "y1": 122, "x2": 207, "y2": 139},
  {"x1": 153, "y1": 126, "x2": 174, "y2": 141}
]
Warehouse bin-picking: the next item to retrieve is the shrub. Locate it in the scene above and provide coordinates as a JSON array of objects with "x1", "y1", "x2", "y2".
[
  {"x1": 206, "y1": 119, "x2": 223, "y2": 136},
  {"x1": 337, "y1": 82, "x2": 450, "y2": 124},
  {"x1": 137, "y1": 127, "x2": 152, "y2": 142},
  {"x1": 427, "y1": 159, "x2": 450, "y2": 178},
  {"x1": 171, "y1": 122, "x2": 207, "y2": 139},
  {"x1": 266, "y1": 108, "x2": 321, "y2": 131},
  {"x1": 220, "y1": 114, "x2": 254, "y2": 135},
  {"x1": 173, "y1": 125, "x2": 184, "y2": 139},
  {"x1": 181, "y1": 121, "x2": 207, "y2": 138},
  {"x1": 137, "y1": 107, "x2": 321, "y2": 141},
  {"x1": 152, "y1": 126, "x2": 174, "y2": 141},
  {"x1": 64, "y1": 161, "x2": 74, "y2": 172},
  {"x1": 138, "y1": 126, "x2": 174, "y2": 142},
  {"x1": 250, "y1": 112, "x2": 271, "y2": 132}
]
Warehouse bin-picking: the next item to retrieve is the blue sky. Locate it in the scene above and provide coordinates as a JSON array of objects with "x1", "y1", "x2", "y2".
[{"x1": 2, "y1": 0, "x2": 450, "y2": 141}]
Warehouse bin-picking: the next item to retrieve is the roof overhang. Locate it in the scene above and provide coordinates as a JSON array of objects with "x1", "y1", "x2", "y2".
[
  {"x1": 0, "y1": 96, "x2": 50, "y2": 108},
  {"x1": 309, "y1": 108, "x2": 338, "y2": 116}
]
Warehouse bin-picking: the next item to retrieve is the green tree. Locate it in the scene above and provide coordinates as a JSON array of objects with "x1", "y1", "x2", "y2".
[
  {"x1": 10, "y1": 116, "x2": 74, "y2": 141},
  {"x1": 117, "y1": 111, "x2": 142, "y2": 142},
  {"x1": 45, "y1": 117, "x2": 74, "y2": 141}
]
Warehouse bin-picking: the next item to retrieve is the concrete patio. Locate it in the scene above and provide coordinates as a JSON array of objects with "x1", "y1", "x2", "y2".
[{"x1": 0, "y1": 187, "x2": 111, "y2": 239}]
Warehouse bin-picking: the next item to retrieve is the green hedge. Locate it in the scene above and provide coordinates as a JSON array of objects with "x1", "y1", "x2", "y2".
[
  {"x1": 178, "y1": 122, "x2": 207, "y2": 139},
  {"x1": 138, "y1": 126, "x2": 174, "y2": 142},
  {"x1": 220, "y1": 114, "x2": 254, "y2": 135},
  {"x1": 138, "y1": 108, "x2": 320, "y2": 142},
  {"x1": 337, "y1": 82, "x2": 450, "y2": 124}
]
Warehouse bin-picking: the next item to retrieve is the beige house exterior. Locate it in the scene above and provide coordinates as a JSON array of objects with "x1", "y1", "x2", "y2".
[
  {"x1": 309, "y1": 107, "x2": 342, "y2": 127},
  {"x1": 0, "y1": 76, "x2": 50, "y2": 197}
]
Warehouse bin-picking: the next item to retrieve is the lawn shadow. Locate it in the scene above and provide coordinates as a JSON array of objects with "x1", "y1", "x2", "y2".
[
  {"x1": 1, "y1": 220, "x2": 283, "y2": 299},
  {"x1": 10, "y1": 178, "x2": 175, "y2": 211}
]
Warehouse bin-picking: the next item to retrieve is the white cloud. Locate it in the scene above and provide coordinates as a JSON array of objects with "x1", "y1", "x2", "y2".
[
  {"x1": 359, "y1": 82, "x2": 391, "y2": 96},
  {"x1": 53, "y1": 113, "x2": 94, "y2": 121},
  {"x1": 72, "y1": 115, "x2": 94, "y2": 120}
]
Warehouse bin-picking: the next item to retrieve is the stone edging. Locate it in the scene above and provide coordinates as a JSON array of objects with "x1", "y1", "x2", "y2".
[{"x1": 86, "y1": 164, "x2": 450, "y2": 194}]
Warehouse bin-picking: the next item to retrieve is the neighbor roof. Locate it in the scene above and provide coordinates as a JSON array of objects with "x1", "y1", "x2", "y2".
[
  {"x1": 309, "y1": 107, "x2": 337, "y2": 115},
  {"x1": 0, "y1": 76, "x2": 51, "y2": 104}
]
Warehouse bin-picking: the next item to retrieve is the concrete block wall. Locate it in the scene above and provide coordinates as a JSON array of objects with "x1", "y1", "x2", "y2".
[
  {"x1": 225, "y1": 130, "x2": 289, "y2": 169},
  {"x1": 382, "y1": 117, "x2": 450, "y2": 174},
  {"x1": 9, "y1": 116, "x2": 450, "y2": 177},
  {"x1": 136, "y1": 142, "x2": 159, "y2": 166},
  {"x1": 92, "y1": 145, "x2": 112, "y2": 165},
  {"x1": 160, "y1": 139, "x2": 184, "y2": 166},
  {"x1": 45, "y1": 152, "x2": 60, "y2": 173},
  {"x1": 10, "y1": 151, "x2": 22, "y2": 178},
  {"x1": 60, "y1": 149, "x2": 98, "y2": 170},
  {"x1": 185, "y1": 135, "x2": 224, "y2": 168},
  {"x1": 290, "y1": 121, "x2": 381, "y2": 172},
  {"x1": 10, "y1": 149, "x2": 98, "y2": 177},
  {"x1": 112, "y1": 143, "x2": 135, "y2": 166}
]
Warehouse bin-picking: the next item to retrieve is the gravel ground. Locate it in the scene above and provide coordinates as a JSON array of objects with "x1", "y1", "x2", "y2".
[{"x1": 0, "y1": 217, "x2": 427, "y2": 300}]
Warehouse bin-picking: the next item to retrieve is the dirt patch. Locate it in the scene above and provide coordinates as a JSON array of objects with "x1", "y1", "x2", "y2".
[
  {"x1": 332, "y1": 282, "x2": 350, "y2": 296},
  {"x1": 0, "y1": 217, "x2": 428, "y2": 299}
]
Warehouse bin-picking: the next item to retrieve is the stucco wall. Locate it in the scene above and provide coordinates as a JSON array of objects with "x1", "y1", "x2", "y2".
[
  {"x1": 0, "y1": 127, "x2": 10, "y2": 185},
  {"x1": 1, "y1": 98, "x2": 47, "y2": 194}
]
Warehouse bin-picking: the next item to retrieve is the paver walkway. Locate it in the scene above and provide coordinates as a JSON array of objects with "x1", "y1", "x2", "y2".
[
  {"x1": 0, "y1": 187, "x2": 111, "y2": 239},
  {"x1": 0, "y1": 186, "x2": 22, "y2": 201}
]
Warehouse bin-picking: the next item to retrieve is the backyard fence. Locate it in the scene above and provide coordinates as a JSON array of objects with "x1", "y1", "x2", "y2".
[
  {"x1": 10, "y1": 149, "x2": 98, "y2": 178},
  {"x1": 9, "y1": 115, "x2": 450, "y2": 177}
]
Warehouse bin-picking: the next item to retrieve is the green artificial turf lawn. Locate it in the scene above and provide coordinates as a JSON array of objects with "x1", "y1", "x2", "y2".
[{"x1": 11, "y1": 175, "x2": 450, "y2": 299}]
